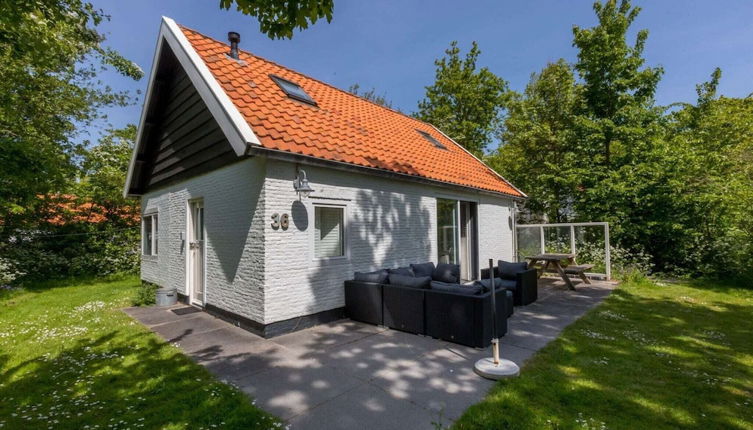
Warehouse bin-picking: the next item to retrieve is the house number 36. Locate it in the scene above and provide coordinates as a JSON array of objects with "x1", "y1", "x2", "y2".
[{"x1": 271, "y1": 213, "x2": 289, "y2": 230}]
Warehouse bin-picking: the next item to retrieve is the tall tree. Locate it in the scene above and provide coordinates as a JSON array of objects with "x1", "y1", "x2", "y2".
[
  {"x1": 220, "y1": 0, "x2": 334, "y2": 39},
  {"x1": 660, "y1": 69, "x2": 753, "y2": 277},
  {"x1": 569, "y1": 0, "x2": 667, "y2": 253},
  {"x1": 0, "y1": 0, "x2": 142, "y2": 231},
  {"x1": 571, "y1": 0, "x2": 663, "y2": 167},
  {"x1": 415, "y1": 41, "x2": 509, "y2": 157},
  {"x1": 489, "y1": 60, "x2": 581, "y2": 222}
]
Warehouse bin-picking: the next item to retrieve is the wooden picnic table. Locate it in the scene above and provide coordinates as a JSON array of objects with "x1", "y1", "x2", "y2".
[{"x1": 526, "y1": 253, "x2": 577, "y2": 290}]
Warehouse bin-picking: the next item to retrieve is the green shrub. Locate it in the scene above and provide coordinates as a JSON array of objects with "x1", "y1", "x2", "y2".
[
  {"x1": 2, "y1": 222, "x2": 139, "y2": 283},
  {"x1": 132, "y1": 281, "x2": 158, "y2": 306},
  {"x1": 0, "y1": 257, "x2": 24, "y2": 287}
]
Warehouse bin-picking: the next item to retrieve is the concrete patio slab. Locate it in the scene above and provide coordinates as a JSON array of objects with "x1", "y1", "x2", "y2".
[
  {"x1": 149, "y1": 314, "x2": 230, "y2": 342},
  {"x1": 124, "y1": 278, "x2": 616, "y2": 429},
  {"x1": 123, "y1": 304, "x2": 204, "y2": 326},
  {"x1": 286, "y1": 383, "x2": 439, "y2": 430},
  {"x1": 271, "y1": 320, "x2": 386, "y2": 354},
  {"x1": 176, "y1": 326, "x2": 273, "y2": 358},
  {"x1": 236, "y1": 364, "x2": 363, "y2": 420}
]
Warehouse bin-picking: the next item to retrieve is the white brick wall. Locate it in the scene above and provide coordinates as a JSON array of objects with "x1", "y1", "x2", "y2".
[
  {"x1": 262, "y1": 159, "x2": 515, "y2": 324},
  {"x1": 140, "y1": 156, "x2": 516, "y2": 327},
  {"x1": 140, "y1": 157, "x2": 267, "y2": 323}
]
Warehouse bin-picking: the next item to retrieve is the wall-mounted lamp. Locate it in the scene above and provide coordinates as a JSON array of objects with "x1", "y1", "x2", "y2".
[{"x1": 293, "y1": 169, "x2": 314, "y2": 199}]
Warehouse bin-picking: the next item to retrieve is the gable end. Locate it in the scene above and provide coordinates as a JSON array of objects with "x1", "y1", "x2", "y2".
[{"x1": 127, "y1": 43, "x2": 239, "y2": 194}]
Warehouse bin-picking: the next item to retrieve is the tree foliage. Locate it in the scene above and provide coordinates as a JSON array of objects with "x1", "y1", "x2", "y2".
[
  {"x1": 489, "y1": 60, "x2": 581, "y2": 222},
  {"x1": 415, "y1": 41, "x2": 509, "y2": 157},
  {"x1": 571, "y1": 0, "x2": 663, "y2": 167},
  {"x1": 219, "y1": 0, "x2": 334, "y2": 39},
  {"x1": 489, "y1": 0, "x2": 753, "y2": 279},
  {"x1": 77, "y1": 125, "x2": 139, "y2": 218},
  {"x1": 0, "y1": 0, "x2": 142, "y2": 228},
  {"x1": 2, "y1": 126, "x2": 141, "y2": 282},
  {"x1": 347, "y1": 83, "x2": 393, "y2": 109}
]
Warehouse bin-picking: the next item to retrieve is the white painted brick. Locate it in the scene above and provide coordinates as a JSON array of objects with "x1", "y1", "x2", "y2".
[
  {"x1": 262, "y1": 159, "x2": 516, "y2": 324},
  {"x1": 140, "y1": 156, "x2": 516, "y2": 327},
  {"x1": 140, "y1": 158, "x2": 267, "y2": 323}
]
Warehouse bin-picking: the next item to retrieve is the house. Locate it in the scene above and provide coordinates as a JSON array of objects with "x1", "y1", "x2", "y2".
[{"x1": 124, "y1": 17, "x2": 526, "y2": 337}]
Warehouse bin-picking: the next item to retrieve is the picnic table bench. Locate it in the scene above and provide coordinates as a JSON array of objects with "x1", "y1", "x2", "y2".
[
  {"x1": 563, "y1": 264, "x2": 594, "y2": 284},
  {"x1": 525, "y1": 253, "x2": 593, "y2": 290}
]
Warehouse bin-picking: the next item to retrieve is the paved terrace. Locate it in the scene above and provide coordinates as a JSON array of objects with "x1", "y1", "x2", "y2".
[{"x1": 124, "y1": 278, "x2": 616, "y2": 429}]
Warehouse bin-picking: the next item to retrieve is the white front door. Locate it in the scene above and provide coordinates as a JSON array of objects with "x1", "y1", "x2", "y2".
[{"x1": 188, "y1": 200, "x2": 205, "y2": 306}]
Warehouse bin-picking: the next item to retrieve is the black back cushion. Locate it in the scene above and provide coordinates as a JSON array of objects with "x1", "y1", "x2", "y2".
[
  {"x1": 410, "y1": 262, "x2": 436, "y2": 278},
  {"x1": 388, "y1": 266, "x2": 414, "y2": 277},
  {"x1": 498, "y1": 260, "x2": 528, "y2": 280},
  {"x1": 433, "y1": 263, "x2": 460, "y2": 283},
  {"x1": 430, "y1": 281, "x2": 483, "y2": 296},
  {"x1": 389, "y1": 274, "x2": 431, "y2": 289},
  {"x1": 474, "y1": 277, "x2": 503, "y2": 291},
  {"x1": 353, "y1": 269, "x2": 389, "y2": 284}
]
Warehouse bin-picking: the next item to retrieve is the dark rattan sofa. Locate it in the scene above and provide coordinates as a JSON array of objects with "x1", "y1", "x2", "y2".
[
  {"x1": 344, "y1": 262, "x2": 515, "y2": 348},
  {"x1": 481, "y1": 260, "x2": 538, "y2": 306}
]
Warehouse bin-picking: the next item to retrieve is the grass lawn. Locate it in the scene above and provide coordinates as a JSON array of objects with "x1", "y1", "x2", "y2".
[
  {"x1": 0, "y1": 275, "x2": 279, "y2": 430},
  {"x1": 454, "y1": 277, "x2": 753, "y2": 429}
]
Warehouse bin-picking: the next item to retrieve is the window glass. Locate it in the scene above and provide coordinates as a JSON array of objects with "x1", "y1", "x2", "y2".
[
  {"x1": 437, "y1": 199, "x2": 457, "y2": 264},
  {"x1": 271, "y1": 75, "x2": 316, "y2": 105},
  {"x1": 143, "y1": 216, "x2": 153, "y2": 256},
  {"x1": 315, "y1": 206, "x2": 344, "y2": 258},
  {"x1": 153, "y1": 215, "x2": 158, "y2": 255},
  {"x1": 417, "y1": 129, "x2": 447, "y2": 149}
]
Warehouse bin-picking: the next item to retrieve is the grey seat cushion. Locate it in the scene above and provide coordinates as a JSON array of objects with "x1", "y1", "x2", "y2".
[
  {"x1": 432, "y1": 263, "x2": 460, "y2": 283},
  {"x1": 389, "y1": 274, "x2": 431, "y2": 289},
  {"x1": 499, "y1": 279, "x2": 517, "y2": 291},
  {"x1": 430, "y1": 280, "x2": 483, "y2": 296},
  {"x1": 353, "y1": 269, "x2": 389, "y2": 284},
  {"x1": 410, "y1": 262, "x2": 436, "y2": 278},
  {"x1": 388, "y1": 266, "x2": 414, "y2": 277},
  {"x1": 498, "y1": 260, "x2": 528, "y2": 280},
  {"x1": 474, "y1": 277, "x2": 504, "y2": 290}
]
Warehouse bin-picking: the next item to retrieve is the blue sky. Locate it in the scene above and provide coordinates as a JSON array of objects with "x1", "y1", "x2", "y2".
[{"x1": 89, "y1": 0, "x2": 753, "y2": 141}]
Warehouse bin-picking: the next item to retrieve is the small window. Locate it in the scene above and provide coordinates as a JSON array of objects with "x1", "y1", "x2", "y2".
[
  {"x1": 417, "y1": 129, "x2": 447, "y2": 150},
  {"x1": 142, "y1": 213, "x2": 158, "y2": 256},
  {"x1": 314, "y1": 206, "x2": 344, "y2": 258},
  {"x1": 270, "y1": 75, "x2": 317, "y2": 105}
]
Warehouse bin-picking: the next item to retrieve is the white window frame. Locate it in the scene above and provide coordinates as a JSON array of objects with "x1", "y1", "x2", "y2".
[
  {"x1": 142, "y1": 212, "x2": 159, "y2": 257},
  {"x1": 310, "y1": 203, "x2": 348, "y2": 263}
]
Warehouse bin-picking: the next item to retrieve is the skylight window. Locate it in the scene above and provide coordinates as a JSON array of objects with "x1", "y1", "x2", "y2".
[
  {"x1": 270, "y1": 75, "x2": 316, "y2": 105},
  {"x1": 417, "y1": 129, "x2": 447, "y2": 150}
]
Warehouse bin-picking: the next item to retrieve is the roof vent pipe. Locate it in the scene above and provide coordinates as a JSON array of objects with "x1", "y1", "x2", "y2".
[{"x1": 228, "y1": 31, "x2": 240, "y2": 59}]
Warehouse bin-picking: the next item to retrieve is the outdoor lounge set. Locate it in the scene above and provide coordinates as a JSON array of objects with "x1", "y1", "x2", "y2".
[{"x1": 344, "y1": 261, "x2": 538, "y2": 348}]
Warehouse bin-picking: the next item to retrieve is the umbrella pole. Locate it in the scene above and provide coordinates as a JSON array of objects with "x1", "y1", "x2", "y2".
[{"x1": 474, "y1": 258, "x2": 520, "y2": 380}]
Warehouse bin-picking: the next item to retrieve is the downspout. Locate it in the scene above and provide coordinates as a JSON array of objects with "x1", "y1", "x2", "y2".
[{"x1": 511, "y1": 202, "x2": 518, "y2": 262}]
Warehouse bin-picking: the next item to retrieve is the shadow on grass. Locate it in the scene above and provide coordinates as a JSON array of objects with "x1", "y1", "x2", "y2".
[
  {"x1": 1, "y1": 274, "x2": 139, "y2": 304},
  {"x1": 453, "y1": 284, "x2": 753, "y2": 430},
  {"x1": 0, "y1": 324, "x2": 274, "y2": 429}
]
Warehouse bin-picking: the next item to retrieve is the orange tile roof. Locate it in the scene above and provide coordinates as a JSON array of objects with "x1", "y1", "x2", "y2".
[{"x1": 180, "y1": 25, "x2": 523, "y2": 197}]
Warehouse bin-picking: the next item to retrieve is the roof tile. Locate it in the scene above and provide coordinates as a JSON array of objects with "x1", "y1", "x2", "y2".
[{"x1": 179, "y1": 25, "x2": 522, "y2": 197}]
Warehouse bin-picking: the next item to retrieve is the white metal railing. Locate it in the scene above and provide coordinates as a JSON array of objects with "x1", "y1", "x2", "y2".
[{"x1": 515, "y1": 222, "x2": 611, "y2": 280}]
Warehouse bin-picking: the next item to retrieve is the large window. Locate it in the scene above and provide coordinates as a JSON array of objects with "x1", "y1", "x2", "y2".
[
  {"x1": 315, "y1": 206, "x2": 344, "y2": 258},
  {"x1": 437, "y1": 199, "x2": 478, "y2": 280},
  {"x1": 437, "y1": 199, "x2": 457, "y2": 264},
  {"x1": 142, "y1": 213, "x2": 158, "y2": 256}
]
